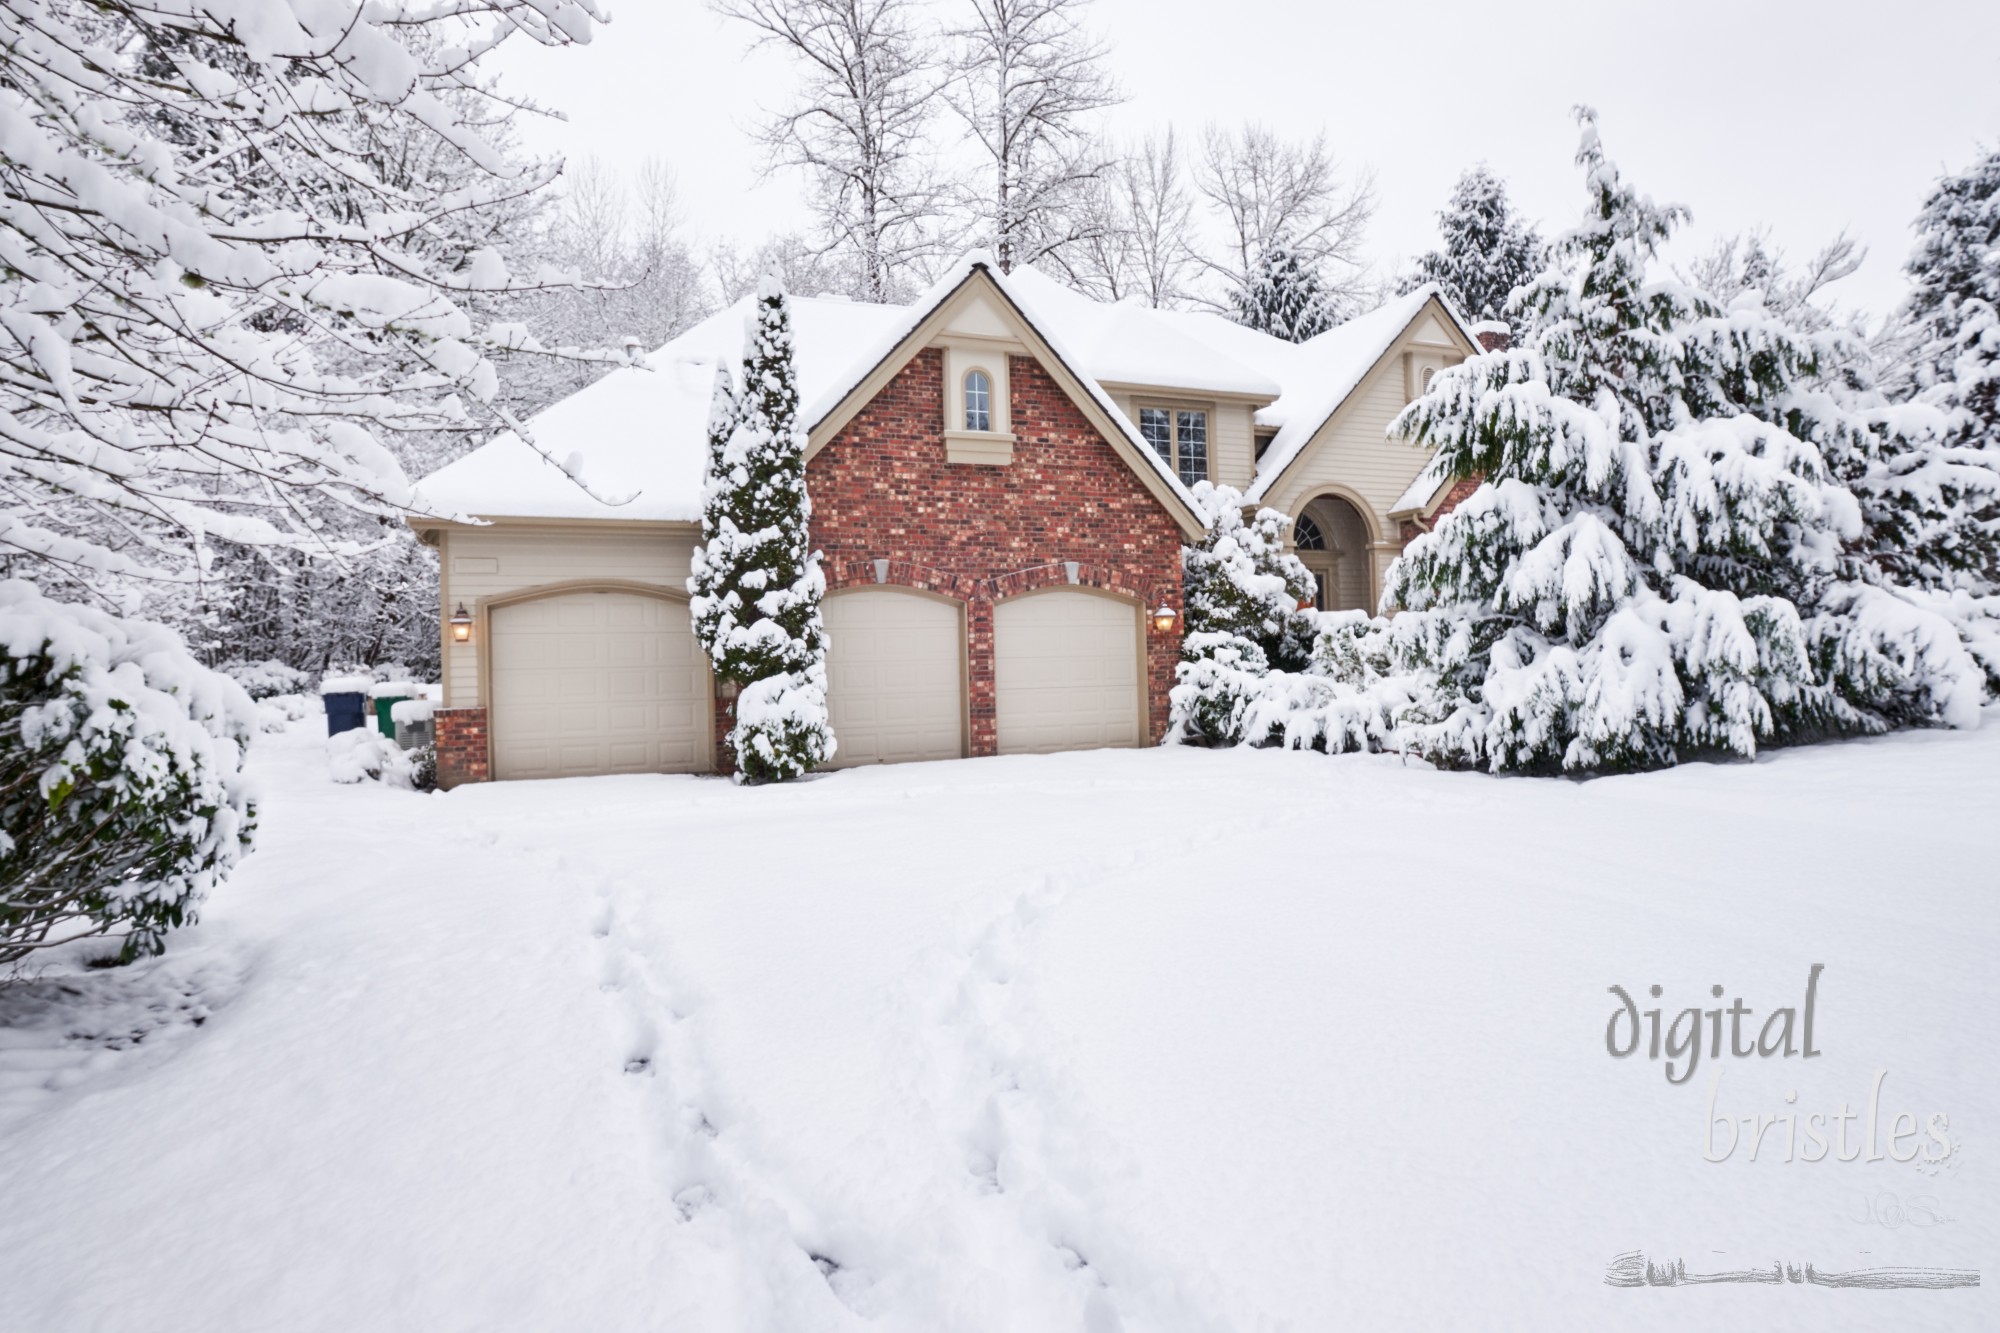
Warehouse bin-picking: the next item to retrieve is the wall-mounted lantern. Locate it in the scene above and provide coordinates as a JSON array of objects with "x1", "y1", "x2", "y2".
[
  {"x1": 1151, "y1": 604, "x2": 1178, "y2": 634},
  {"x1": 449, "y1": 602, "x2": 474, "y2": 643}
]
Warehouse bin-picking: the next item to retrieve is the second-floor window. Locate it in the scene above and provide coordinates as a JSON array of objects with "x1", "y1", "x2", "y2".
[
  {"x1": 1140, "y1": 407, "x2": 1208, "y2": 487},
  {"x1": 964, "y1": 369, "x2": 993, "y2": 432}
]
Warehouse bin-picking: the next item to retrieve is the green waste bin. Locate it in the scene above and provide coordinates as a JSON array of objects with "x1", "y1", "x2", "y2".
[{"x1": 369, "y1": 682, "x2": 416, "y2": 738}]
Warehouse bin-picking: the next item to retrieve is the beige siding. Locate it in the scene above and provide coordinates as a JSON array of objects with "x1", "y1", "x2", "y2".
[
  {"x1": 1263, "y1": 358, "x2": 1434, "y2": 529},
  {"x1": 440, "y1": 523, "x2": 697, "y2": 708},
  {"x1": 1211, "y1": 402, "x2": 1255, "y2": 491}
]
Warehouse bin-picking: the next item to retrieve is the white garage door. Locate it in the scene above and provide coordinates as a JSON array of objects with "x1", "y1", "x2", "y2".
[
  {"x1": 489, "y1": 590, "x2": 706, "y2": 780},
  {"x1": 824, "y1": 589, "x2": 964, "y2": 767},
  {"x1": 994, "y1": 592, "x2": 1143, "y2": 755}
]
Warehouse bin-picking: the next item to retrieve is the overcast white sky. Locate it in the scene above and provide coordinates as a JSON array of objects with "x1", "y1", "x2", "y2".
[{"x1": 495, "y1": 0, "x2": 2000, "y2": 321}]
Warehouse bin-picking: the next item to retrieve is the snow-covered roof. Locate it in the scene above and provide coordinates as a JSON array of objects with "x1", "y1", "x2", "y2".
[
  {"x1": 1000, "y1": 269, "x2": 1281, "y2": 399},
  {"x1": 1241, "y1": 285, "x2": 1458, "y2": 504},
  {"x1": 415, "y1": 258, "x2": 1472, "y2": 525},
  {"x1": 417, "y1": 297, "x2": 909, "y2": 522}
]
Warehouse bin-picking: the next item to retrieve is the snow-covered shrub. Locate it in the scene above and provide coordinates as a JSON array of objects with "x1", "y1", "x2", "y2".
[
  {"x1": 218, "y1": 660, "x2": 311, "y2": 702},
  {"x1": 1172, "y1": 615, "x2": 1430, "y2": 756},
  {"x1": 1332, "y1": 111, "x2": 1991, "y2": 774},
  {"x1": 257, "y1": 693, "x2": 317, "y2": 734},
  {"x1": 408, "y1": 745, "x2": 438, "y2": 794},
  {"x1": 0, "y1": 582, "x2": 257, "y2": 965},
  {"x1": 689, "y1": 276, "x2": 834, "y2": 781},
  {"x1": 1182, "y1": 483, "x2": 1319, "y2": 672},
  {"x1": 327, "y1": 729, "x2": 428, "y2": 790},
  {"x1": 1170, "y1": 632, "x2": 1270, "y2": 746},
  {"x1": 732, "y1": 668, "x2": 835, "y2": 784}
]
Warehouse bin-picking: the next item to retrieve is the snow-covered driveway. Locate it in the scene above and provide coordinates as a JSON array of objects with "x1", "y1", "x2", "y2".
[{"x1": 2, "y1": 720, "x2": 1994, "y2": 1332}]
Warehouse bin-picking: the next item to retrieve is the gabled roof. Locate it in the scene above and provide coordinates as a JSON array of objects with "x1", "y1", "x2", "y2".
[
  {"x1": 799, "y1": 254, "x2": 1207, "y2": 535},
  {"x1": 413, "y1": 255, "x2": 1479, "y2": 530},
  {"x1": 1240, "y1": 286, "x2": 1476, "y2": 504}
]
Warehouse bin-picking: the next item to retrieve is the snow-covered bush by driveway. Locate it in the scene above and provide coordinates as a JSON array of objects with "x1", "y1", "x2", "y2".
[
  {"x1": 0, "y1": 582, "x2": 257, "y2": 966},
  {"x1": 688, "y1": 276, "x2": 834, "y2": 782},
  {"x1": 326, "y1": 728, "x2": 431, "y2": 791}
]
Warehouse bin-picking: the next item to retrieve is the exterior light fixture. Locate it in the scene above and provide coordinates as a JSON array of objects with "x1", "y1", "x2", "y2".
[
  {"x1": 1151, "y1": 604, "x2": 1177, "y2": 634},
  {"x1": 449, "y1": 602, "x2": 473, "y2": 643}
]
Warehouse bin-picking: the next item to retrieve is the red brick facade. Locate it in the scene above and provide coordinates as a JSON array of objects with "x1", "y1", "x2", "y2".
[
  {"x1": 808, "y1": 348, "x2": 1186, "y2": 756},
  {"x1": 434, "y1": 706, "x2": 490, "y2": 788}
]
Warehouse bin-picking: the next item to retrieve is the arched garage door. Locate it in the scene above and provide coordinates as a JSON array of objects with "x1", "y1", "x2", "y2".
[
  {"x1": 993, "y1": 591, "x2": 1143, "y2": 755},
  {"x1": 824, "y1": 589, "x2": 964, "y2": 766},
  {"x1": 489, "y1": 589, "x2": 707, "y2": 780}
]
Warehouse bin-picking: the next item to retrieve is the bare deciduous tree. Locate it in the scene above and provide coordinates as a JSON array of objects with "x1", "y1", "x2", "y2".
[
  {"x1": 718, "y1": 0, "x2": 949, "y2": 301},
  {"x1": 1052, "y1": 128, "x2": 1199, "y2": 306},
  {"x1": 1195, "y1": 123, "x2": 1377, "y2": 315},
  {"x1": 1683, "y1": 227, "x2": 1865, "y2": 333},
  {"x1": 945, "y1": 0, "x2": 1121, "y2": 273}
]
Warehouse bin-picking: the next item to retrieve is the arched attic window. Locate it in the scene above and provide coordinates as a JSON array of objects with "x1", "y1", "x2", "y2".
[
  {"x1": 1293, "y1": 514, "x2": 1325, "y2": 551},
  {"x1": 964, "y1": 368, "x2": 992, "y2": 432}
]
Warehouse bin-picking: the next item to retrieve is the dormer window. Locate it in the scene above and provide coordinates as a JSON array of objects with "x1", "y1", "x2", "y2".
[
  {"x1": 941, "y1": 346, "x2": 1013, "y2": 465},
  {"x1": 964, "y1": 369, "x2": 992, "y2": 432}
]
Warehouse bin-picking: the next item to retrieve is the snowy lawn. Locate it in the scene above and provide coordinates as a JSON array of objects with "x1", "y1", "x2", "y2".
[{"x1": 2, "y1": 717, "x2": 1995, "y2": 1332}]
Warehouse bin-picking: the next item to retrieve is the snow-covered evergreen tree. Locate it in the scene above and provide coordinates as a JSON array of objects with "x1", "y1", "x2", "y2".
[
  {"x1": 1400, "y1": 166, "x2": 1542, "y2": 340},
  {"x1": 1368, "y1": 111, "x2": 1986, "y2": 774},
  {"x1": 688, "y1": 278, "x2": 834, "y2": 782},
  {"x1": 1886, "y1": 147, "x2": 2000, "y2": 594},
  {"x1": 1180, "y1": 484, "x2": 1319, "y2": 670},
  {"x1": 1230, "y1": 237, "x2": 1343, "y2": 343}
]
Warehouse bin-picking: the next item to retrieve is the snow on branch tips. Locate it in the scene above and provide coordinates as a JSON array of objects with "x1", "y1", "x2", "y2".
[{"x1": 0, "y1": 0, "x2": 620, "y2": 587}]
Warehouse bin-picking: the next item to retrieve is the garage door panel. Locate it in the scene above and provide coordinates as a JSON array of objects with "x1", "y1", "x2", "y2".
[
  {"x1": 825, "y1": 590, "x2": 963, "y2": 768},
  {"x1": 995, "y1": 592, "x2": 1142, "y2": 756},
  {"x1": 491, "y1": 590, "x2": 707, "y2": 780}
]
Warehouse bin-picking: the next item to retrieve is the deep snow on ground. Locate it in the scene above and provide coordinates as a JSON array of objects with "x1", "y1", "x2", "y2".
[{"x1": 1, "y1": 717, "x2": 1994, "y2": 1332}]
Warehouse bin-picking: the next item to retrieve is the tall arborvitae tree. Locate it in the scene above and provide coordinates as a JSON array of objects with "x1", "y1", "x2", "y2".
[
  {"x1": 688, "y1": 278, "x2": 834, "y2": 781},
  {"x1": 1400, "y1": 165, "x2": 1543, "y2": 340},
  {"x1": 1230, "y1": 236, "x2": 1342, "y2": 342},
  {"x1": 1888, "y1": 147, "x2": 2000, "y2": 594},
  {"x1": 1367, "y1": 111, "x2": 1987, "y2": 774}
]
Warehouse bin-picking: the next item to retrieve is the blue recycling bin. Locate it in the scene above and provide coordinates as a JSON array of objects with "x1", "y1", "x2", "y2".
[{"x1": 324, "y1": 691, "x2": 368, "y2": 737}]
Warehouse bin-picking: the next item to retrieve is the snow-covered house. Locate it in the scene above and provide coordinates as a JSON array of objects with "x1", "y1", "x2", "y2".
[{"x1": 414, "y1": 255, "x2": 1487, "y2": 785}]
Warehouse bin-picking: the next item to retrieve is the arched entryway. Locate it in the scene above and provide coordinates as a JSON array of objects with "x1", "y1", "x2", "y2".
[{"x1": 1292, "y1": 494, "x2": 1376, "y2": 613}]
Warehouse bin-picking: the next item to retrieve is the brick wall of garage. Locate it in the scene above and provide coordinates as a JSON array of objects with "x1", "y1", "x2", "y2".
[{"x1": 808, "y1": 348, "x2": 1186, "y2": 757}]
